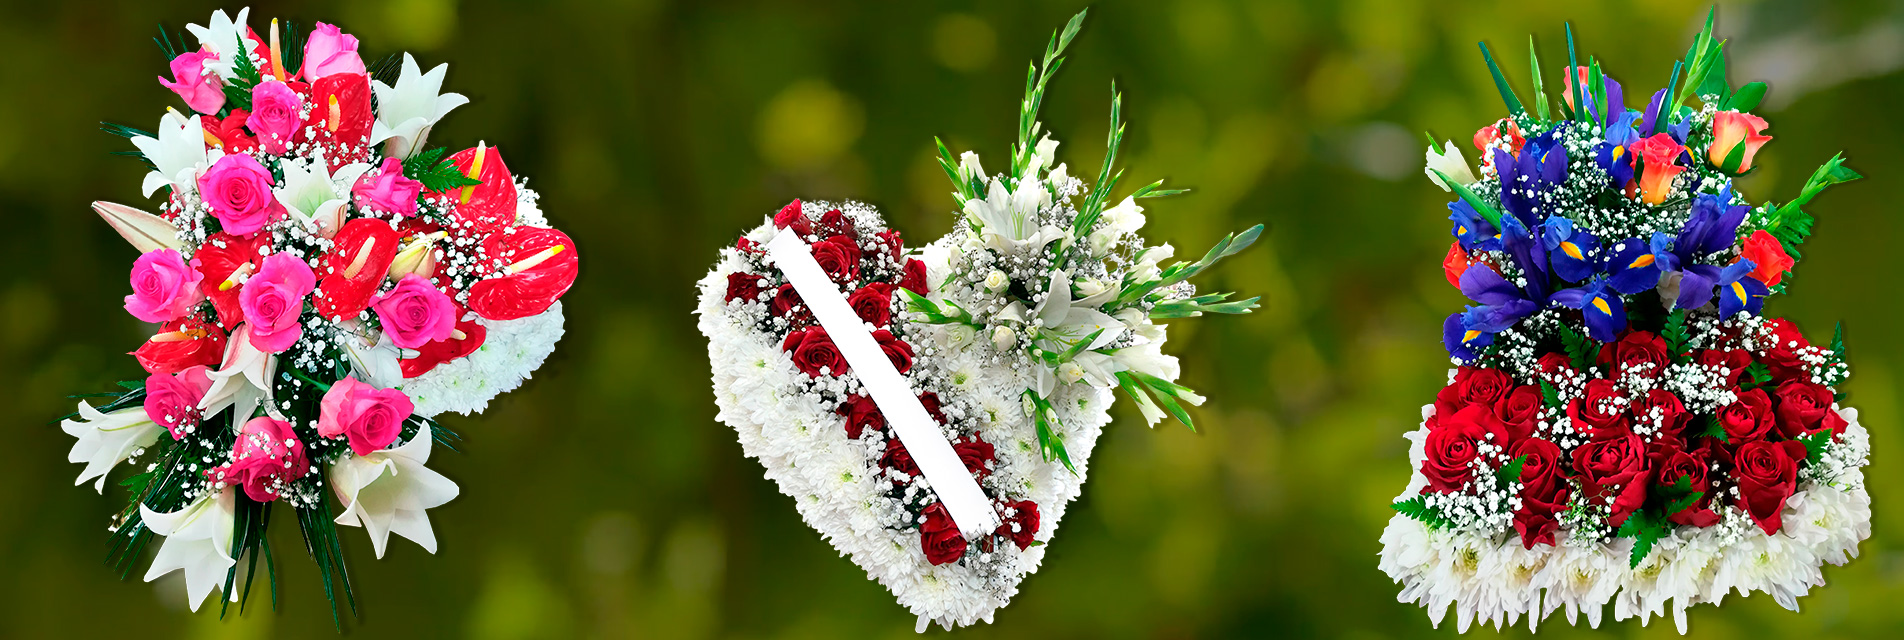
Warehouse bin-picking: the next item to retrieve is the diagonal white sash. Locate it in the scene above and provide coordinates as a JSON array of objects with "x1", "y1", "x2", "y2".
[{"x1": 766, "y1": 228, "x2": 999, "y2": 537}]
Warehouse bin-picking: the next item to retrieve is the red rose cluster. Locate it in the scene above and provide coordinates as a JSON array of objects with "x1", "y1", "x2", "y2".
[
  {"x1": 721, "y1": 200, "x2": 1039, "y2": 565},
  {"x1": 1418, "y1": 319, "x2": 1843, "y2": 548}
]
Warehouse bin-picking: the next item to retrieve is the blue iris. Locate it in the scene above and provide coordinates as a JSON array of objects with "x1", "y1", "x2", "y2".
[
  {"x1": 1716, "y1": 260, "x2": 1769, "y2": 318},
  {"x1": 1448, "y1": 199, "x2": 1500, "y2": 252},
  {"x1": 1551, "y1": 277, "x2": 1626, "y2": 342}
]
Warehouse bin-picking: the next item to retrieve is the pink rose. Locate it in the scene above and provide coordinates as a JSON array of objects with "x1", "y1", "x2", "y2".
[
  {"x1": 143, "y1": 365, "x2": 212, "y2": 440},
  {"x1": 124, "y1": 248, "x2": 204, "y2": 323},
  {"x1": 197, "y1": 154, "x2": 287, "y2": 236},
  {"x1": 158, "y1": 51, "x2": 225, "y2": 114},
  {"x1": 353, "y1": 157, "x2": 422, "y2": 216},
  {"x1": 372, "y1": 275, "x2": 458, "y2": 349},
  {"x1": 239, "y1": 252, "x2": 317, "y2": 353},
  {"x1": 301, "y1": 22, "x2": 366, "y2": 80},
  {"x1": 247, "y1": 80, "x2": 305, "y2": 155},
  {"x1": 318, "y1": 376, "x2": 413, "y2": 456},
  {"x1": 211, "y1": 416, "x2": 309, "y2": 503}
]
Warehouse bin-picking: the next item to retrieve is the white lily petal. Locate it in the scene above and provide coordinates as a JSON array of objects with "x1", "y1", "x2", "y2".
[
  {"x1": 198, "y1": 325, "x2": 276, "y2": 421},
  {"x1": 332, "y1": 425, "x2": 460, "y2": 558},
  {"x1": 370, "y1": 54, "x2": 469, "y2": 159},
  {"x1": 130, "y1": 112, "x2": 208, "y2": 197},
  {"x1": 92, "y1": 201, "x2": 186, "y2": 253},
  {"x1": 142, "y1": 488, "x2": 237, "y2": 612},
  {"x1": 184, "y1": 8, "x2": 252, "y2": 80},
  {"x1": 61, "y1": 400, "x2": 164, "y2": 492}
]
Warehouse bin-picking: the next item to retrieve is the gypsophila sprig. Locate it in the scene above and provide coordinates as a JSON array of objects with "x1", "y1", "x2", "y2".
[
  {"x1": 66, "y1": 7, "x2": 580, "y2": 627},
  {"x1": 1383, "y1": 11, "x2": 1870, "y2": 634}
]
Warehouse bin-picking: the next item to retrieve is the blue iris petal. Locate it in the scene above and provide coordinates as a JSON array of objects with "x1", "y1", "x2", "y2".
[
  {"x1": 1716, "y1": 260, "x2": 1768, "y2": 318},
  {"x1": 1604, "y1": 237, "x2": 1662, "y2": 294}
]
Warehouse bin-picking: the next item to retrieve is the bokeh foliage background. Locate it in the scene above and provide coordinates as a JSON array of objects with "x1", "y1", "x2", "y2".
[{"x1": 0, "y1": 0, "x2": 1900, "y2": 638}]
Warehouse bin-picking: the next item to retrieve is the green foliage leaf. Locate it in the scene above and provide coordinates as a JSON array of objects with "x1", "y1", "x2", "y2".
[
  {"x1": 1527, "y1": 36, "x2": 1550, "y2": 121},
  {"x1": 1698, "y1": 414, "x2": 1730, "y2": 443},
  {"x1": 1392, "y1": 495, "x2": 1452, "y2": 529},
  {"x1": 1479, "y1": 42, "x2": 1524, "y2": 115},
  {"x1": 1798, "y1": 430, "x2": 1834, "y2": 468},
  {"x1": 1615, "y1": 508, "x2": 1670, "y2": 569},
  {"x1": 1558, "y1": 324, "x2": 1597, "y2": 370},
  {"x1": 402, "y1": 147, "x2": 483, "y2": 192},
  {"x1": 1727, "y1": 82, "x2": 1767, "y2": 112},
  {"x1": 1661, "y1": 309, "x2": 1692, "y2": 358},
  {"x1": 1539, "y1": 380, "x2": 1561, "y2": 409},
  {"x1": 1495, "y1": 455, "x2": 1529, "y2": 485}
]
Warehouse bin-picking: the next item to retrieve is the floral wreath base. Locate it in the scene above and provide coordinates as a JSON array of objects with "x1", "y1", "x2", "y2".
[{"x1": 1380, "y1": 404, "x2": 1871, "y2": 633}]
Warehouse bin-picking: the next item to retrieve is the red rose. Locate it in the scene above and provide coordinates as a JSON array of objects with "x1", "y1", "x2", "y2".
[
  {"x1": 918, "y1": 391, "x2": 947, "y2": 424},
  {"x1": 873, "y1": 329, "x2": 913, "y2": 374},
  {"x1": 816, "y1": 208, "x2": 856, "y2": 238},
  {"x1": 783, "y1": 326, "x2": 848, "y2": 377},
  {"x1": 1694, "y1": 349, "x2": 1754, "y2": 386},
  {"x1": 881, "y1": 437, "x2": 920, "y2": 477},
  {"x1": 899, "y1": 258, "x2": 929, "y2": 295},
  {"x1": 1731, "y1": 440, "x2": 1808, "y2": 535},
  {"x1": 1772, "y1": 380, "x2": 1847, "y2": 439},
  {"x1": 1567, "y1": 379, "x2": 1630, "y2": 439},
  {"x1": 836, "y1": 394, "x2": 885, "y2": 439},
  {"x1": 769, "y1": 284, "x2": 809, "y2": 323},
  {"x1": 847, "y1": 283, "x2": 895, "y2": 328},
  {"x1": 874, "y1": 229, "x2": 905, "y2": 262},
  {"x1": 1761, "y1": 318, "x2": 1811, "y2": 380},
  {"x1": 131, "y1": 317, "x2": 227, "y2": 374},
  {"x1": 995, "y1": 500, "x2": 1040, "y2": 551},
  {"x1": 1511, "y1": 437, "x2": 1568, "y2": 548},
  {"x1": 1573, "y1": 432, "x2": 1650, "y2": 526},
  {"x1": 1493, "y1": 385, "x2": 1543, "y2": 442},
  {"x1": 954, "y1": 434, "x2": 995, "y2": 480},
  {"x1": 1717, "y1": 388, "x2": 1775, "y2": 443},
  {"x1": 736, "y1": 237, "x2": 764, "y2": 254},
  {"x1": 725, "y1": 273, "x2": 767, "y2": 303},
  {"x1": 811, "y1": 234, "x2": 862, "y2": 285},
  {"x1": 1535, "y1": 353, "x2": 1574, "y2": 380},
  {"x1": 1443, "y1": 242, "x2": 1475, "y2": 288},
  {"x1": 1652, "y1": 446, "x2": 1721, "y2": 527},
  {"x1": 1421, "y1": 405, "x2": 1510, "y2": 493},
  {"x1": 1630, "y1": 388, "x2": 1690, "y2": 436},
  {"x1": 1598, "y1": 331, "x2": 1671, "y2": 379},
  {"x1": 773, "y1": 199, "x2": 812, "y2": 236},
  {"x1": 919, "y1": 502, "x2": 968, "y2": 565},
  {"x1": 1433, "y1": 367, "x2": 1514, "y2": 417}
]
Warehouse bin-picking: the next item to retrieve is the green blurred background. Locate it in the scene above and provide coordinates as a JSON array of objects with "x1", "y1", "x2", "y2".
[{"x1": 1, "y1": 0, "x2": 1900, "y2": 637}]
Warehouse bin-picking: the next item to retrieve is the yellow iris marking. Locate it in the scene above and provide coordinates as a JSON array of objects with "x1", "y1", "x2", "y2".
[
  {"x1": 1731, "y1": 281, "x2": 1748, "y2": 300},
  {"x1": 1630, "y1": 254, "x2": 1655, "y2": 269},
  {"x1": 1591, "y1": 297, "x2": 1611, "y2": 315},
  {"x1": 1463, "y1": 330, "x2": 1483, "y2": 343},
  {"x1": 1612, "y1": 146, "x2": 1624, "y2": 161},
  {"x1": 1562, "y1": 242, "x2": 1584, "y2": 260}
]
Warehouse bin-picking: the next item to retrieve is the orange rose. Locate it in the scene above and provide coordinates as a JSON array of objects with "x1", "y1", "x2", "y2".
[
  {"x1": 1633, "y1": 133, "x2": 1687, "y2": 205},
  {"x1": 1708, "y1": 111, "x2": 1772, "y2": 173}
]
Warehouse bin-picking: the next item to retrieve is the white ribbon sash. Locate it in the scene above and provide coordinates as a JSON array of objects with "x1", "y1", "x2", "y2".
[{"x1": 766, "y1": 228, "x2": 1000, "y2": 537}]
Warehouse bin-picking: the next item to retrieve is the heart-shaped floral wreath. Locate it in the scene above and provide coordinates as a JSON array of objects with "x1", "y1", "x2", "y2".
[
  {"x1": 1380, "y1": 13, "x2": 1868, "y2": 634},
  {"x1": 59, "y1": 8, "x2": 577, "y2": 625},
  {"x1": 697, "y1": 10, "x2": 1261, "y2": 631}
]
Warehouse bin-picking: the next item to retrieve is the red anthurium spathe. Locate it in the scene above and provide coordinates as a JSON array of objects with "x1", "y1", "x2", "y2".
[
  {"x1": 193, "y1": 232, "x2": 271, "y2": 330},
  {"x1": 466, "y1": 227, "x2": 578, "y2": 321},
  {"x1": 400, "y1": 313, "x2": 488, "y2": 379},
  {"x1": 316, "y1": 218, "x2": 400, "y2": 320},
  {"x1": 131, "y1": 316, "x2": 227, "y2": 374},
  {"x1": 303, "y1": 72, "x2": 374, "y2": 169},
  {"x1": 436, "y1": 144, "x2": 517, "y2": 236}
]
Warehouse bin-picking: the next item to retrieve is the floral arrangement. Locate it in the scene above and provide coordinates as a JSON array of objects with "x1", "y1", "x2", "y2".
[
  {"x1": 1380, "y1": 13, "x2": 1867, "y2": 633},
  {"x1": 61, "y1": 8, "x2": 577, "y2": 623},
  {"x1": 696, "y1": 10, "x2": 1259, "y2": 631}
]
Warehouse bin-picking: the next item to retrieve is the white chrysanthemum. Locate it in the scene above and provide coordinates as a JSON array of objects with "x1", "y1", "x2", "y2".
[{"x1": 400, "y1": 302, "x2": 565, "y2": 417}]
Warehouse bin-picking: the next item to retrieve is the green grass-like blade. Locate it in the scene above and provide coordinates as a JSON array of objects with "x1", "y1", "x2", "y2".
[{"x1": 1479, "y1": 42, "x2": 1525, "y2": 115}]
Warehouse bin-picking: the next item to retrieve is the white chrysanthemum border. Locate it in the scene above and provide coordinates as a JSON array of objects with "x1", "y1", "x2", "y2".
[
  {"x1": 1379, "y1": 404, "x2": 1871, "y2": 635},
  {"x1": 400, "y1": 301, "x2": 566, "y2": 418},
  {"x1": 696, "y1": 224, "x2": 1114, "y2": 631}
]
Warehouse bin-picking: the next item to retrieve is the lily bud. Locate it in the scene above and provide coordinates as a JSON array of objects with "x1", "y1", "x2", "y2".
[
  {"x1": 1058, "y1": 362, "x2": 1085, "y2": 384},
  {"x1": 387, "y1": 232, "x2": 445, "y2": 282},
  {"x1": 93, "y1": 201, "x2": 186, "y2": 253}
]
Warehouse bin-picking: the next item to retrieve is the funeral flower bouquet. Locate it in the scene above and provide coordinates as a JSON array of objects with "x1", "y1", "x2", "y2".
[
  {"x1": 1380, "y1": 13, "x2": 1867, "y2": 633},
  {"x1": 62, "y1": 8, "x2": 577, "y2": 623}
]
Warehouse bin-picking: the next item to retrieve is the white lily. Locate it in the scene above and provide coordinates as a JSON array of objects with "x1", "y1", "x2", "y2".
[
  {"x1": 339, "y1": 321, "x2": 404, "y2": 388},
  {"x1": 198, "y1": 325, "x2": 276, "y2": 421},
  {"x1": 275, "y1": 152, "x2": 371, "y2": 239},
  {"x1": 93, "y1": 201, "x2": 186, "y2": 253},
  {"x1": 61, "y1": 400, "x2": 164, "y2": 492},
  {"x1": 1028, "y1": 270, "x2": 1125, "y2": 393},
  {"x1": 331, "y1": 425, "x2": 460, "y2": 558},
  {"x1": 963, "y1": 176, "x2": 1063, "y2": 255},
  {"x1": 141, "y1": 487, "x2": 238, "y2": 611},
  {"x1": 184, "y1": 8, "x2": 253, "y2": 80},
  {"x1": 370, "y1": 54, "x2": 470, "y2": 159},
  {"x1": 1424, "y1": 140, "x2": 1478, "y2": 192},
  {"x1": 130, "y1": 111, "x2": 210, "y2": 197}
]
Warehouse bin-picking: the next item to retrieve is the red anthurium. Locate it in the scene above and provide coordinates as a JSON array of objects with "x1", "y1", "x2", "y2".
[
  {"x1": 316, "y1": 218, "x2": 401, "y2": 320},
  {"x1": 400, "y1": 313, "x2": 488, "y2": 378},
  {"x1": 466, "y1": 227, "x2": 578, "y2": 321},
  {"x1": 131, "y1": 315, "x2": 227, "y2": 374},
  {"x1": 435, "y1": 145, "x2": 517, "y2": 236},
  {"x1": 193, "y1": 232, "x2": 271, "y2": 330},
  {"x1": 200, "y1": 111, "x2": 259, "y2": 153},
  {"x1": 303, "y1": 73, "x2": 374, "y2": 169}
]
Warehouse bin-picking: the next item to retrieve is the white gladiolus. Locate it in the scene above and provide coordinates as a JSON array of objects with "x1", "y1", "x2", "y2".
[{"x1": 1425, "y1": 140, "x2": 1478, "y2": 192}]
